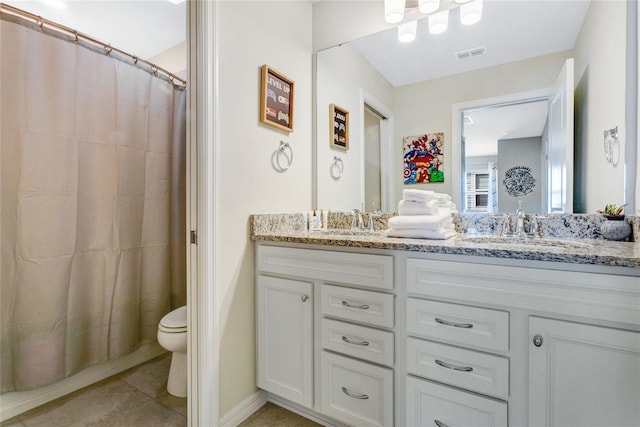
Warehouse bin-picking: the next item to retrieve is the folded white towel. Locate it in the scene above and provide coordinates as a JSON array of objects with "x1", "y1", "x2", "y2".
[
  {"x1": 441, "y1": 201, "x2": 457, "y2": 210},
  {"x1": 384, "y1": 228, "x2": 457, "y2": 240},
  {"x1": 402, "y1": 189, "x2": 435, "y2": 202},
  {"x1": 434, "y1": 192, "x2": 452, "y2": 200},
  {"x1": 387, "y1": 212, "x2": 454, "y2": 231},
  {"x1": 398, "y1": 199, "x2": 439, "y2": 216}
]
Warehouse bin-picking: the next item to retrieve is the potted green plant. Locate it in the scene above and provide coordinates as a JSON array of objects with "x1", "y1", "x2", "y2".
[
  {"x1": 597, "y1": 203, "x2": 626, "y2": 220},
  {"x1": 597, "y1": 204, "x2": 631, "y2": 241}
]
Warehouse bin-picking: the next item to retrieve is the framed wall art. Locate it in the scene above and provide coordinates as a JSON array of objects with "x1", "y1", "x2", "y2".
[
  {"x1": 260, "y1": 64, "x2": 294, "y2": 132},
  {"x1": 330, "y1": 104, "x2": 349, "y2": 149},
  {"x1": 403, "y1": 133, "x2": 444, "y2": 184}
]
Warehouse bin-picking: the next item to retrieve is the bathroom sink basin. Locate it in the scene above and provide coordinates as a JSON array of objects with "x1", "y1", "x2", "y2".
[{"x1": 460, "y1": 236, "x2": 592, "y2": 249}]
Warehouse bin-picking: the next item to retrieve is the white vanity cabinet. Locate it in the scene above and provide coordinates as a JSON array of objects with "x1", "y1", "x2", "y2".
[
  {"x1": 255, "y1": 241, "x2": 639, "y2": 426},
  {"x1": 255, "y1": 244, "x2": 395, "y2": 425},
  {"x1": 406, "y1": 256, "x2": 640, "y2": 427}
]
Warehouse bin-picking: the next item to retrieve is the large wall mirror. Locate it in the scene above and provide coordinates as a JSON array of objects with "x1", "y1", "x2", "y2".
[{"x1": 314, "y1": 0, "x2": 637, "y2": 215}]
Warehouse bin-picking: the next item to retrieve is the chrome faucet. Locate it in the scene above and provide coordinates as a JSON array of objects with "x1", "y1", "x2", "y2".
[
  {"x1": 351, "y1": 209, "x2": 365, "y2": 230},
  {"x1": 514, "y1": 201, "x2": 525, "y2": 237}
]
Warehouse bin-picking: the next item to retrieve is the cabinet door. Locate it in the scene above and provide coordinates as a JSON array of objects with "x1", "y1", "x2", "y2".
[
  {"x1": 529, "y1": 317, "x2": 640, "y2": 426},
  {"x1": 257, "y1": 275, "x2": 313, "y2": 407}
]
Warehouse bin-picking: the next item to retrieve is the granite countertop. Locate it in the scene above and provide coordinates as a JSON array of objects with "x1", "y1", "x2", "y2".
[{"x1": 250, "y1": 213, "x2": 640, "y2": 270}]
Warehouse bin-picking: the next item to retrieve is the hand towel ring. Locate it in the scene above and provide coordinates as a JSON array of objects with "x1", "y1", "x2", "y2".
[
  {"x1": 330, "y1": 156, "x2": 344, "y2": 180},
  {"x1": 275, "y1": 140, "x2": 293, "y2": 171},
  {"x1": 603, "y1": 126, "x2": 619, "y2": 167}
]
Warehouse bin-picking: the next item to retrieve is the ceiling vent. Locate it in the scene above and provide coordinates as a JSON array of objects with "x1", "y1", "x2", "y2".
[{"x1": 455, "y1": 46, "x2": 487, "y2": 61}]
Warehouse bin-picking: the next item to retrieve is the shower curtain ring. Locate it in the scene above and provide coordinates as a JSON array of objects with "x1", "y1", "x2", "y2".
[
  {"x1": 73, "y1": 31, "x2": 79, "y2": 43},
  {"x1": 104, "y1": 45, "x2": 113, "y2": 55},
  {"x1": 151, "y1": 65, "x2": 158, "y2": 75},
  {"x1": 36, "y1": 16, "x2": 44, "y2": 27},
  {"x1": 132, "y1": 56, "x2": 138, "y2": 65}
]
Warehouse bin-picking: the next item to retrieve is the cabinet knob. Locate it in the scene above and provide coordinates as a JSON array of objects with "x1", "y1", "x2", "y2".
[
  {"x1": 301, "y1": 295, "x2": 309, "y2": 302},
  {"x1": 533, "y1": 334, "x2": 543, "y2": 347}
]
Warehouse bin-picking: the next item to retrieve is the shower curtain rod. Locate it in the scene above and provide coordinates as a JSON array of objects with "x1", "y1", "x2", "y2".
[{"x1": 0, "y1": 2, "x2": 187, "y2": 87}]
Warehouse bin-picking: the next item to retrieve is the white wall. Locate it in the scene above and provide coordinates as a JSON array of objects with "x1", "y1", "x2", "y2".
[
  {"x1": 315, "y1": 43, "x2": 394, "y2": 211},
  {"x1": 216, "y1": 1, "x2": 313, "y2": 416},
  {"x1": 574, "y1": 0, "x2": 627, "y2": 213},
  {"x1": 313, "y1": 1, "x2": 391, "y2": 52},
  {"x1": 148, "y1": 41, "x2": 187, "y2": 78},
  {"x1": 393, "y1": 50, "x2": 573, "y2": 207}
]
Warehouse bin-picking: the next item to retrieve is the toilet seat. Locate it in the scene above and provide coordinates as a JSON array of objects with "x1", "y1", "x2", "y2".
[{"x1": 159, "y1": 305, "x2": 187, "y2": 333}]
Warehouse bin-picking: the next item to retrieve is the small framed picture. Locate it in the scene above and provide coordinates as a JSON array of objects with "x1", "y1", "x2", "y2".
[
  {"x1": 330, "y1": 104, "x2": 349, "y2": 150},
  {"x1": 260, "y1": 65, "x2": 294, "y2": 132}
]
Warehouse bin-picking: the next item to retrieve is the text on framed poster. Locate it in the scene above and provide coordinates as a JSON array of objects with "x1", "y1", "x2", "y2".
[{"x1": 260, "y1": 65, "x2": 294, "y2": 132}]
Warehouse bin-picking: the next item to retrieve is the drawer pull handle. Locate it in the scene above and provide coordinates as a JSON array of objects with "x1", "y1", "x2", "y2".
[
  {"x1": 434, "y1": 420, "x2": 449, "y2": 427},
  {"x1": 341, "y1": 335, "x2": 370, "y2": 346},
  {"x1": 341, "y1": 386, "x2": 369, "y2": 400},
  {"x1": 435, "y1": 359, "x2": 474, "y2": 372},
  {"x1": 435, "y1": 317, "x2": 473, "y2": 329},
  {"x1": 342, "y1": 300, "x2": 370, "y2": 310}
]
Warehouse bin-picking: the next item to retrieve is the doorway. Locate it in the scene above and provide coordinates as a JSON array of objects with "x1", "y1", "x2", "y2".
[{"x1": 364, "y1": 105, "x2": 384, "y2": 212}]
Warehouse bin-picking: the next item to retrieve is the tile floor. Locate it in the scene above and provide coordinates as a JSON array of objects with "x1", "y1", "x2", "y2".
[
  {"x1": 1, "y1": 355, "x2": 321, "y2": 427},
  {"x1": 1, "y1": 353, "x2": 186, "y2": 427},
  {"x1": 238, "y1": 403, "x2": 322, "y2": 427}
]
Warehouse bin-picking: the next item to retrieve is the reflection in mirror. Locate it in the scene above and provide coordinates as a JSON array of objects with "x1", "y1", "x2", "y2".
[
  {"x1": 462, "y1": 99, "x2": 550, "y2": 214},
  {"x1": 314, "y1": 0, "x2": 635, "y2": 214}
]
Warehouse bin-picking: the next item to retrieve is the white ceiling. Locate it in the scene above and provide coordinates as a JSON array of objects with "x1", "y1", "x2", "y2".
[
  {"x1": 350, "y1": 0, "x2": 591, "y2": 87},
  {"x1": 3, "y1": 0, "x2": 186, "y2": 60},
  {"x1": 463, "y1": 100, "x2": 550, "y2": 157}
]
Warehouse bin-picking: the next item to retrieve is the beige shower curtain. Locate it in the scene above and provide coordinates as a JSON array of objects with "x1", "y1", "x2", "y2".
[{"x1": 0, "y1": 15, "x2": 186, "y2": 392}]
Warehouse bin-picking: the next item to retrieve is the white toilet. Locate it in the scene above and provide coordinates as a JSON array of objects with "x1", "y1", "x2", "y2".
[{"x1": 157, "y1": 305, "x2": 187, "y2": 397}]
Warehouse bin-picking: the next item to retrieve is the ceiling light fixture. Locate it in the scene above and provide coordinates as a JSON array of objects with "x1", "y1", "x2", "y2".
[
  {"x1": 398, "y1": 20, "x2": 418, "y2": 43},
  {"x1": 418, "y1": 0, "x2": 440, "y2": 14},
  {"x1": 428, "y1": 9, "x2": 449, "y2": 35},
  {"x1": 166, "y1": 0, "x2": 186, "y2": 4},
  {"x1": 385, "y1": 0, "x2": 406, "y2": 24},
  {"x1": 460, "y1": 0, "x2": 483, "y2": 25}
]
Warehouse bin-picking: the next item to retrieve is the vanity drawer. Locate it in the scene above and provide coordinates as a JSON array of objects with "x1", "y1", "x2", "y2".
[
  {"x1": 321, "y1": 284, "x2": 394, "y2": 328},
  {"x1": 321, "y1": 318, "x2": 394, "y2": 367},
  {"x1": 407, "y1": 298, "x2": 509, "y2": 352},
  {"x1": 407, "y1": 337, "x2": 509, "y2": 399},
  {"x1": 406, "y1": 376, "x2": 508, "y2": 427},
  {"x1": 321, "y1": 351, "x2": 393, "y2": 427},
  {"x1": 257, "y1": 245, "x2": 394, "y2": 290}
]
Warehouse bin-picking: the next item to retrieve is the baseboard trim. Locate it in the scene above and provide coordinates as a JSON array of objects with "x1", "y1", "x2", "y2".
[
  {"x1": 219, "y1": 390, "x2": 268, "y2": 427},
  {"x1": 0, "y1": 343, "x2": 166, "y2": 422}
]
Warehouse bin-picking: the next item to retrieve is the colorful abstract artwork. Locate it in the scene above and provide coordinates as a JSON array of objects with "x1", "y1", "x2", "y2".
[{"x1": 403, "y1": 133, "x2": 444, "y2": 184}]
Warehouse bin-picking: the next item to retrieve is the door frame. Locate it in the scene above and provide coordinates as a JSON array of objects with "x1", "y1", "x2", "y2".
[
  {"x1": 360, "y1": 90, "x2": 395, "y2": 212},
  {"x1": 187, "y1": 1, "x2": 219, "y2": 426}
]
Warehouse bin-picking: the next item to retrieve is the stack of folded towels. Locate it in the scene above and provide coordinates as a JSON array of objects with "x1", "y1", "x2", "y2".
[{"x1": 384, "y1": 189, "x2": 457, "y2": 239}]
